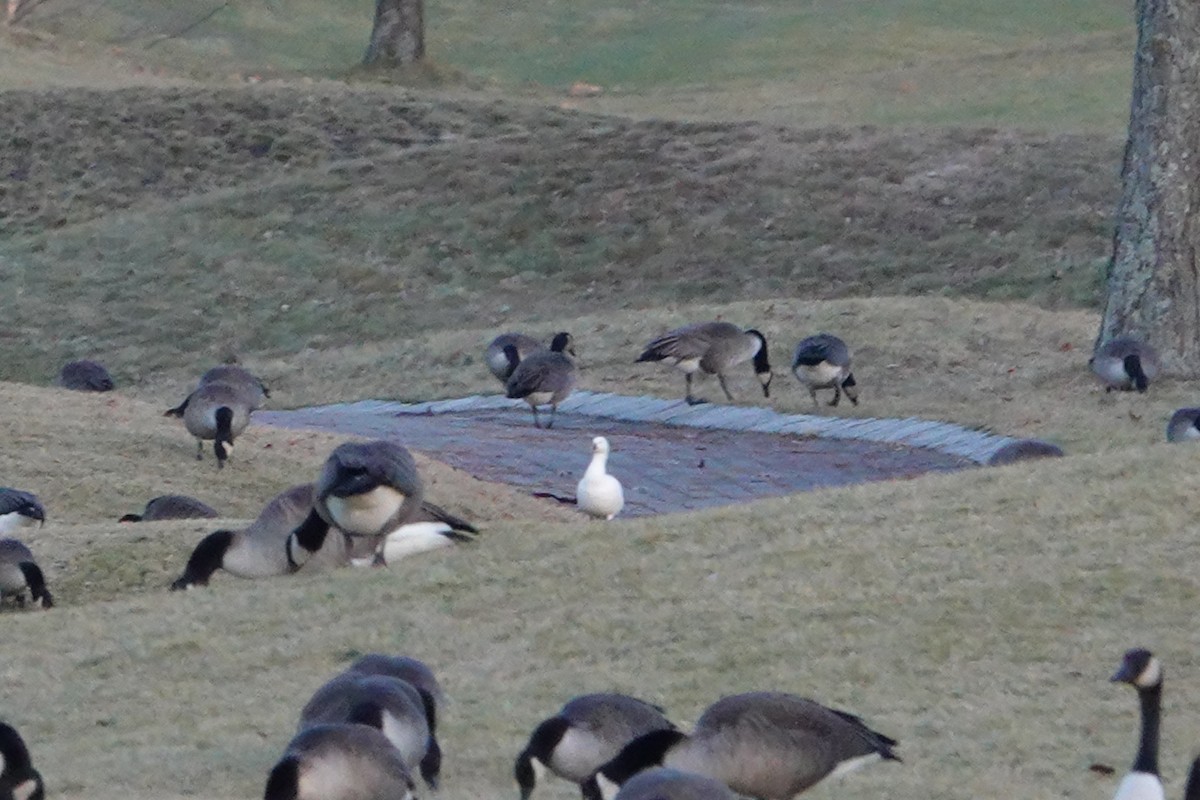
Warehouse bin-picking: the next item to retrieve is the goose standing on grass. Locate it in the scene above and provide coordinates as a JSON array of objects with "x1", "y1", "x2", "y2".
[
  {"x1": 119, "y1": 494, "x2": 220, "y2": 522},
  {"x1": 613, "y1": 767, "x2": 736, "y2": 800},
  {"x1": 487, "y1": 332, "x2": 548, "y2": 383},
  {"x1": 636, "y1": 322, "x2": 772, "y2": 406},
  {"x1": 0, "y1": 721, "x2": 44, "y2": 800},
  {"x1": 0, "y1": 489, "x2": 45, "y2": 535},
  {"x1": 170, "y1": 484, "x2": 349, "y2": 590},
  {"x1": 1167, "y1": 409, "x2": 1200, "y2": 443},
  {"x1": 515, "y1": 693, "x2": 677, "y2": 800},
  {"x1": 1090, "y1": 336, "x2": 1161, "y2": 393},
  {"x1": 505, "y1": 332, "x2": 578, "y2": 429},
  {"x1": 264, "y1": 723, "x2": 416, "y2": 800},
  {"x1": 57, "y1": 359, "x2": 115, "y2": 392},
  {"x1": 288, "y1": 440, "x2": 425, "y2": 567},
  {"x1": 577, "y1": 436, "x2": 624, "y2": 520},
  {"x1": 0, "y1": 538, "x2": 53, "y2": 609},
  {"x1": 791, "y1": 333, "x2": 858, "y2": 408},
  {"x1": 171, "y1": 381, "x2": 257, "y2": 468},
  {"x1": 582, "y1": 691, "x2": 900, "y2": 800},
  {"x1": 1110, "y1": 648, "x2": 1165, "y2": 800},
  {"x1": 299, "y1": 672, "x2": 442, "y2": 790}
]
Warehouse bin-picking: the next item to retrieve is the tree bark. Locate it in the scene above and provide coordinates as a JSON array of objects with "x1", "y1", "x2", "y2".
[
  {"x1": 363, "y1": 0, "x2": 424, "y2": 67},
  {"x1": 1097, "y1": 0, "x2": 1200, "y2": 377}
]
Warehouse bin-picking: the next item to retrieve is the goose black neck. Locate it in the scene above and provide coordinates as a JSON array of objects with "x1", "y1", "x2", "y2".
[
  {"x1": 1124, "y1": 354, "x2": 1148, "y2": 392},
  {"x1": 747, "y1": 329, "x2": 771, "y2": 373},
  {"x1": 1132, "y1": 683, "x2": 1161, "y2": 775},
  {"x1": 171, "y1": 530, "x2": 234, "y2": 590}
]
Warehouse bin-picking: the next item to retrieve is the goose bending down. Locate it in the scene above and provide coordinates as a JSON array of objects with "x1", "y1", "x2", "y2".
[
  {"x1": 264, "y1": 723, "x2": 416, "y2": 800},
  {"x1": 487, "y1": 333, "x2": 548, "y2": 383},
  {"x1": 515, "y1": 693, "x2": 676, "y2": 800},
  {"x1": 120, "y1": 494, "x2": 220, "y2": 522},
  {"x1": 1167, "y1": 409, "x2": 1200, "y2": 443},
  {"x1": 58, "y1": 359, "x2": 115, "y2": 392},
  {"x1": 636, "y1": 322, "x2": 772, "y2": 406},
  {"x1": 0, "y1": 721, "x2": 44, "y2": 800},
  {"x1": 299, "y1": 672, "x2": 441, "y2": 790},
  {"x1": 1090, "y1": 337, "x2": 1161, "y2": 393},
  {"x1": 1110, "y1": 648, "x2": 1165, "y2": 800},
  {"x1": 985, "y1": 438, "x2": 1066, "y2": 466},
  {"x1": 613, "y1": 768, "x2": 735, "y2": 800},
  {"x1": 791, "y1": 333, "x2": 857, "y2": 408},
  {"x1": 577, "y1": 436, "x2": 625, "y2": 520},
  {"x1": 170, "y1": 484, "x2": 349, "y2": 590},
  {"x1": 505, "y1": 332, "x2": 578, "y2": 429},
  {"x1": 0, "y1": 539, "x2": 53, "y2": 609},
  {"x1": 0, "y1": 489, "x2": 45, "y2": 535},
  {"x1": 582, "y1": 691, "x2": 900, "y2": 800},
  {"x1": 288, "y1": 441, "x2": 425, "y2": 568},
  {"x1": 347, "y1": 654, "x2": 446, "y2": 708}
]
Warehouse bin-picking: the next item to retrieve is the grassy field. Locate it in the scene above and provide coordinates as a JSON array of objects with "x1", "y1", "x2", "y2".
[{"x1": 3, "y1": 0, "x2": 1192, "y2": 798}]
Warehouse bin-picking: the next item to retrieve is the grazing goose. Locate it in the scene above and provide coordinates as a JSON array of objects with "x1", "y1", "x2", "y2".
[
  {"x1": 171, "y1": 381, "x2": 258, "y2": 468},
  {"x1": 613, "y1": 767, "x2": 735, "y2": 800},
  {"x1": 515, "y1": 693, "x2": 676, "y2": 800},
  {"x1": 0, "y1": 721, "x2": 44, "y2": 800},
  {"x1": 299, "y1": 672, "x2": 441, "y2": 790},
  {"x1": 347, "y1": 654, "x2": 446, "y2": 707},
  {"x1": 487, "y1": 332, "x2": 548, "y2": 383},
  {"x1": 1167, "y1": 409, "x2": 1200, "y2": 443},
  {"x1": 582, "y1": 691, "x2": 900, "y2": 800},
  {"x1": 1110, "y1": 648, "x2": 1165, "y2": 800},
  {"x1": 0, "y1": 489, "x2": 44, "y2": 535},
  {"x1": 0, "y1": 539, "x2": 53, "y2": 609},
  {"x1": 986, "y1": 438, "x2": 1066, "y2": 466},
  {"x1": 636, "y1": 322, "x2": 772, "y2": 406},
  {"x1": 264, "y1": 723, "x2": 416, "y2": 800},
  {"x1": 119, "y1": 494, "x2": 220, "y2": 522},
  {"x1": 170, "y1": 484, "x2": 348, "y2": 590},
  {"x1": 505, "y1": 332, "x2": 578, "y2": 429},
  {"x1": 791, "y1": 333, "x2": 857, "y2": 408},
  {"x1": 57, "y1": 359, "x2": 115, "y2": 392},
  {"x1": 165, "y1": 364, "x2": 270, "y2": 417},
  {"x1": 1090, "y1": 337, "x2": 1161, "y2": 393},
  {"x1": 576, "y1": 436, "x2": 625, "y2": 520},
  {"x1": 289, "y1": 441, "x2": 425, "y2": 568}
]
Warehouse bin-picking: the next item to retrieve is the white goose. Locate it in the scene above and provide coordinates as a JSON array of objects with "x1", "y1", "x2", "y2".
[{"x1": 577, "y1": 437, "x2": 625, "y2": 521}]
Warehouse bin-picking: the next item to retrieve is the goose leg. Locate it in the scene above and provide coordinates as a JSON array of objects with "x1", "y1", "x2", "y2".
[
  {"x1": 531, "y1": 405, "x2": 542, "y2": 428},
  {"x1": 829, "y1": 385, "x2": 841, "y2": 407},
  {"x1": 546, "y1": 404, "x2": 557, "y2": 429},
  {"x1": 195, "y1": 440, "x2": 204, "y2": 460},
  {"x1": 685, "y1": 373, "x2": 706, "y2": 405},
  {"x1": 717, "y1": 374, "x2": 735, "y2": 402}
]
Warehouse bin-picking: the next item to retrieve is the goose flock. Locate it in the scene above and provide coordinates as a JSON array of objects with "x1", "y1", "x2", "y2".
[{"x1": 1, "y1": 323, "x2": 1196, "y2": 799}]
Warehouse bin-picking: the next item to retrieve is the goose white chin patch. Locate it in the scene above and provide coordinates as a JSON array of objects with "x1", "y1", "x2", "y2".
[
  {"x1": 13, "y1": 779, "x2": 39, "y2": 800},
  {"x1": 1136, "y1": 657, "x2": 1163, "y2": 688},
  {"x1": 0, "y1": 512, "x2": 37, "y2": 534},
  {"x1": 596, "y1": 772, "x2": 622, "y2": 800}
]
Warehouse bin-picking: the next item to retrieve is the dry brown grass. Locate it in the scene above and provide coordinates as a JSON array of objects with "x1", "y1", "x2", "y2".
[{"x1": 4, "y1": 375, "x2": 1200, "y2": 800}]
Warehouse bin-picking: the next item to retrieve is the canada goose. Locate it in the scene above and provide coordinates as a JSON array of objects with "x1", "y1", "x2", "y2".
[
  {"x1": 582, "y1": 691, "x2": 900, "y2": 800},
  {"x1": 366, "y1": 500, "x2": 479, "y2": 565},
  {"x1": 515, "y1": 693, "x2": 676, "y2": 800},
  {"x1": 0, "y1": 539, "x2": 53, "y2": 609},
  {"x1": 1090, "y1": 337, "x2": 1161, "y2": 393},
  {"x1": 577, "y1": 436, "x2": 624, "y2": 520},
  {"x1": 57, "y1": 359, "x2": 114, "y2": 392},
  {"x1": 505, "y1": 332, "x2": 578, "y2": 429},
  {"x1": 0, "y1": 721, "x2": 44, "y2": 800},
  {"x1": 170, "y1": 484, "x2": 348, "y2": 590},
  {"x1": 165, "y1": 364, "x2": 270, "y2": 417},
  {"x1": 289, "y1": 441, "x2": 425, "y2": 568},
  {"x1": 986, "y1": 438, "x2": 1066, "y2": 466},
  {"x1": 1166, "y1": 409, "x2": 1200, "y2": 443},
  {"x1": 1110, "y1": 648, "x2": 1165, "y2": 800},
  {"x1": 264, "y1": 723, "x2": 416, "y2": 800},
  {"x1": 299, "y1": 672, "x2": 441, "y2": 790},
  {"x1": 613, "y1": 767, "x2": 735, "y2": 800},
  {"x1": 791, "y1": 333, "x2": 857, "y2": 408},
  {"x1": 119, "y1": 494, "x2": 220, "y2": 522},
  {"x1": 0, "y1": 489, "x2": 44, "y2": 535},
  {"x1": 171, "y1": 380, "x2": 259, "y2": 468},
  {"x1": 636, "y1": 322, "x2": 772, "y2": 406},
  {"x1": 487, "y1": 333, "x2": 547, "y2": 383},
  {"x1": 347, "y1": 654, "x2": 446, "y2": 708}
]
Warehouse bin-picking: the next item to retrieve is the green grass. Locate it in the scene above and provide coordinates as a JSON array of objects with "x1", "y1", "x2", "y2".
[{"x1": 6, "y1": 0, "x2": 1134, "y2": 130}]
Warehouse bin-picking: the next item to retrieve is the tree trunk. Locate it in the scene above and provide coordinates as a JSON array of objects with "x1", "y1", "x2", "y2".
[
  {"x1": 363, "y1": 0, "x2": 424, "y2": 67},
  {"x1": 1097, "y1": 0, "x2": 1200, "y2": 377}
]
